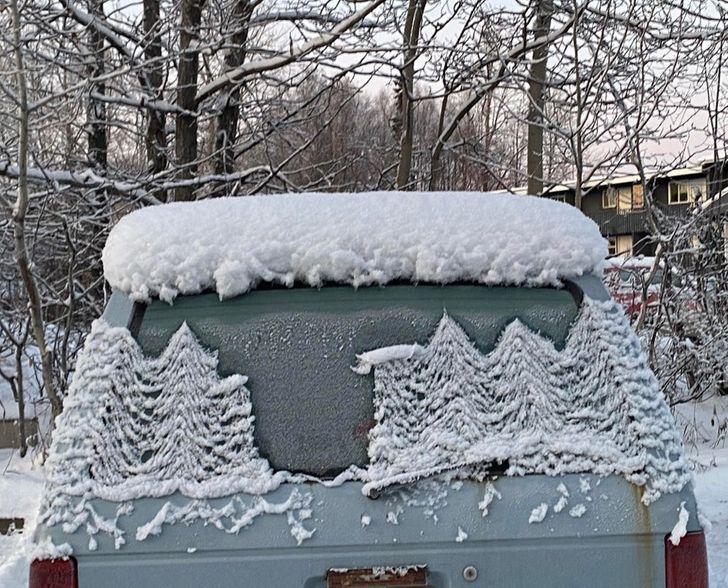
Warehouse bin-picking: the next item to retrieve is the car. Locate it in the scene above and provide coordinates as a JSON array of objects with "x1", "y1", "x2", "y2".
[
  {"x1": 603, "y1": 256, "x2": 663, "y2": 319},
  {"x1": 30, "y1": 192, "x2": 707, "y2": 588}
]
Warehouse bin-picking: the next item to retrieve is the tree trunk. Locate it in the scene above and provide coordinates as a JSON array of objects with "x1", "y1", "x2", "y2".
[
  {"x1": 212, "y1": 0, "x2": 253, "y2": 194},
  {"x1": 174, "y1": 0, "x2": 206, "y2": 202},
  {"x1": 10, "y1": 0, "x2": 62, "y2": 422},
  {"x1": 13, "y1": 343, "x2": 27, "y2": 457},
  {"x1": 87, "y1": 0, "x2": 108, "y2": 170},
  {"x1": 526, "y1": 0, "x2": 553, "y2": 196},
  {"x1": 395, "y1": 0, "x2": 426, "y2": 189},
  {"x1": 429, "y1": 94, "x2": 449, "y2": 190},
  {"x1": 144, "y1": 0, "x2": 167, "y2": 196}
]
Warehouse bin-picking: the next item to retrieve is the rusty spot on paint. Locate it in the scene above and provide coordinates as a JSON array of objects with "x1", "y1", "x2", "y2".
[{"x1": 630, "y1": 483, "x2": 655, "y2": 586}]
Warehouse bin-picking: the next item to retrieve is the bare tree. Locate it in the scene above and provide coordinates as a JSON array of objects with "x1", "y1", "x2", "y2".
[
  {"x1": 1, "y1": 0, "x2": 728, "y2": 445},
  {"x1": 526, "y1": 0, "x2": 553, "y2": 195},
  {"x1": 143, "y1": 0, "x2": 168, "y2": 191},
  {"x1": 394, "y1": 0, "x2": 427, "y2": 188},
  {"x1": 7, "y1": 0, "x2": 61, "y2": 420}
]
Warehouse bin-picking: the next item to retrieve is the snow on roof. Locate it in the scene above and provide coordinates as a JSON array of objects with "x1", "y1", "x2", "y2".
[
  {"x1": 103, "y1": 191, "x2": 606, "y2": 302},
  {"x1": 513, "y1": 164, "x2": 708, "y2": 195},
  {"x1": 604, "y1": 255, "x2": 659, "y2": 270}
]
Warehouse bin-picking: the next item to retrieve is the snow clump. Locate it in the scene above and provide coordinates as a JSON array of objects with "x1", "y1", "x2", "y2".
[{"x1": 102, "y1": 191, "x2": 606, "y2": 302}]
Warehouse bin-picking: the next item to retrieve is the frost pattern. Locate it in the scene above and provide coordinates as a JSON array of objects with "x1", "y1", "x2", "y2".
[
  {"x1": 360, "y1": 298, "x2": 690, "y2": 504},
  {"x1": 41, "y1": 319, "x2": 280, "y2": 543},
  {"x1": 478, "y1": 481, "x2": 501, "y2": 517},
  {"x1": 134, "y1": 489, "x2": 313, "y2": 542},
  {"x1": 554, "y1": 483, "x2": 570, "y2": 513},
  {"x1": 39, "y1": 295, "x2": 691, "y2": 551}
]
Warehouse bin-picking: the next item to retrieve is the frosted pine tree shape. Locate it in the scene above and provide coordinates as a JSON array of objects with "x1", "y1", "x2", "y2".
[
  {"x1": 42, "y1": 319, "x2": 273, "y2": 517},
  {"x1": 482, "y1": 320, "x2": 566, "y2": 436},
  {"x1": 144, "y1": 324, "x2": 259, "y2": 482},
  {"x1": 87, "y1": 327, "x2": 153, "y2": 485},
  {"x1": 358, "y1": 299, "x2": 690, "y2": 503},
  {"x1": 42, "y1": 323, "x2": 144, "y2": 527},
  {"x1": 367, "y1": 313, "x2": 510, "y2": 481}
]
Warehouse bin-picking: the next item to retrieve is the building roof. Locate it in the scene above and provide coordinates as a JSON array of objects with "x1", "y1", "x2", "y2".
[{"x1": 512, "y1": 162, "x2": 711, "y2": 196}]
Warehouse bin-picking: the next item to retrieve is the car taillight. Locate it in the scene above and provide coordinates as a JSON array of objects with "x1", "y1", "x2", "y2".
[
  {"x1": 29, "y1": 558, "x2": 78, "y2": 588},
  {"x1": 665, "y1": 530, "x2": 708, "y2": 588}
]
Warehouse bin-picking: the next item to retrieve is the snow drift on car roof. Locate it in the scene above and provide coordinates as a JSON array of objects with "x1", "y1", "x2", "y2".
[{"x1": 102, "y1": 191, "x2": 607, "y2": 302}]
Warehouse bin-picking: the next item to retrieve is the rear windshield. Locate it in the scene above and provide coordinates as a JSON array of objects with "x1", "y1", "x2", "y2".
[{"x1": 134, "y1": 285, "x2": 580, "y2": 477}]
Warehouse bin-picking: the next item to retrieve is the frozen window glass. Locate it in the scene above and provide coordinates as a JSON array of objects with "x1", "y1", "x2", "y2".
[{"x1": 134, "y1": 285, "x2": 580, "y2": 477}]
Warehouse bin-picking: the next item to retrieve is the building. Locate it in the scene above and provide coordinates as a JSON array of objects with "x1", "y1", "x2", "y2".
[{"x1": 531, "y1": 160, "x2": 728, "y2": 257}]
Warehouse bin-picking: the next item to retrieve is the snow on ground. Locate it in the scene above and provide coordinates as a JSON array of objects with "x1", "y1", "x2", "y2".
[
  {"x1": 695, "y1": 448, "x2": 728, "y2": 587},
  {"x1": 676, "y1": 396, "x2": 728, "y2": 587},
  {"x1": 0, "y1": 449, "x2": 46, "y2": 588}
]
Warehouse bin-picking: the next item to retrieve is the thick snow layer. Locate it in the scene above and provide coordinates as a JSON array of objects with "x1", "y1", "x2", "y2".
[
  {"x1": 102, "y1": 192, "x2": 606, "y2": 302},
  {"x1": 361, "y1": 299, "x2": 691, "y2": 503},
  {"x1": 604, "y1": 255, "x2": 658, "y2": 270}
]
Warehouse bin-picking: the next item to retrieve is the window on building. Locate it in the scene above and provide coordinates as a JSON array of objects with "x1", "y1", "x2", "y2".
[
  {"x1": 607, "y1": 235, "x2": 633, "y2": 256},
  {"x1": 607, "y1": 237, "x2": 618, "y2": 256},
  {"x1": 632, "y1": 184, "x2": 644, "y2": 208},
  {"x1": 617, "y1": 186, "x2": 632, "y2": 210},
  {"x1": 668, "y1": 180, "x2": 706, "y2": 205},
  {"x1": 602, "y1": 188, "x2": 617, "y2": 209},
  {"x1": 616, "y1": 235, "x2": 633, "y2": 255},
  {"x1": 602, "y1": 184, "x2": 644, "y2": 211}
]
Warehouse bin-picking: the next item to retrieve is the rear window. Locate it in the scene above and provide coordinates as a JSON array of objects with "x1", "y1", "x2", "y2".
[{"x1": 134, "y1": 284, "x2": 580, "y2": 477}]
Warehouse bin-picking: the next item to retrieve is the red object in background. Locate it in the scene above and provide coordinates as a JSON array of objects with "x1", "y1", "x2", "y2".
[
  {"x1": 610, "y1": 287, "x2": 659, "y2": 317},
  {"x1": 29, "y1": 558, "x2": 78, "y2": 588},
  {"x1": 664, "y1": 530, "x2": 709, "y2": 588},
  {"x1": 603, "y1": 262, "x2": 660, "y2": 318}
]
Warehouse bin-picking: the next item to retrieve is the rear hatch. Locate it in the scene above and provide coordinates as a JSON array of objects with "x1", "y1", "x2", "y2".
[{"x1": 34, "y1": 281, "x2": 705, "y2": 587}]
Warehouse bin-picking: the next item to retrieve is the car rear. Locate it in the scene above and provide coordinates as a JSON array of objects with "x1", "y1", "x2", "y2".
[
  {"x1": 32, "y1": 280, "x2": 707, "y2": 588},
  {"x1": 30, "y1": 192, "x2": 707, "y2": 588}
]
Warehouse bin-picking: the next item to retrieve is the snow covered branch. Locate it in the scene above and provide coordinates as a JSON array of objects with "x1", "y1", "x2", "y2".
[{"x1": 196, "y1": 0, "x2": 387, "y2": 104}]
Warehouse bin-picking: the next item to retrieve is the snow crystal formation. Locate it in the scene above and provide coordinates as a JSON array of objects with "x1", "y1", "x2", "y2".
[
  {"x1": 43, "y1": 320, "x2": 273, "y2": 503},
  {"x1": 359, "y1": 298, "x2": 690, "y2": 504},
  {"x1": 39, "y1": 294, "x2": 690, "y2": 550},
  {"x1": 40, "y1": 320, "x2": 283, "y2": 544},
  {"x1": 102, "y1": 192, "x2": 606, "y2": 302}
]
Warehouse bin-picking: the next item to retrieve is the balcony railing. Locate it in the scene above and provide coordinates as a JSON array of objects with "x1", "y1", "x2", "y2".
[{"x1": 587, "y1": 204, "x2": 691, "y2": 235}]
